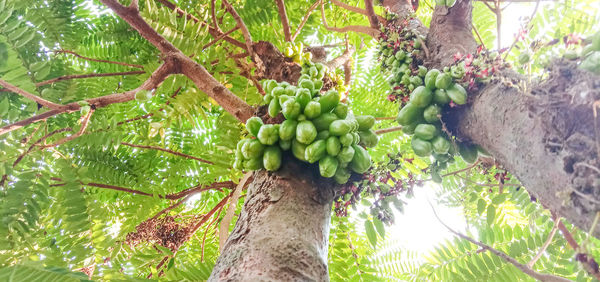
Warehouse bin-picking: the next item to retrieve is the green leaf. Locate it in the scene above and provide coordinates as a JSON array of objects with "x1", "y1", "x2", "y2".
[
  {"x1": 477, "y1": 199, "x2": 486, "y2": 215},
  {"x1": 491, "y1": 194, "x2": 507, "y2": 205},
  {"x1": 373, "y1": 218, "x2": 385, "y2": 239},
  {"x1": 486, "y1": 205, "x2": 495, "y2": 226},
  {"x1": 364, "y1": 220, "x2": 377, "y2": 248}
]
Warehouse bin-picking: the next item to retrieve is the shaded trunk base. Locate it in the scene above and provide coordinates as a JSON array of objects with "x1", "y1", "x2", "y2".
[{"x1": 209, "y1": 156, "x2": 337, "y2": 281}]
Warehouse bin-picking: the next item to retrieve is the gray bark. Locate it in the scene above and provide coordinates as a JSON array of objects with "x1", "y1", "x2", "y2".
[{"x1": 209, "y1": 158, "x2": 336, "y2": 281}]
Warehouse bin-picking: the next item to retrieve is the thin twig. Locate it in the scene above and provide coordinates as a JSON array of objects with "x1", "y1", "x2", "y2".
[
  {"x1": 0, "y1": 79, "x2": 65, "y2": 110},
  {"x1": 554, "y1": 216, "x2": 600, "y2": 280},
  {"x1": 416, "y1": 36, "x2": 430, "y2": 58},
  {"x1": 35, "y1": 71, "x2": 146, "y2": 87},
  {"x1": 221, "y1": 0, "x2": 254, "y2": 57},
  {"x1": 527, "y1": 218, "x2": 560, "y2": 268},
  {"x1": 429, "y1": 201, "x2": 572, "y2": 282},
  {"x1": 120, "y1": 142, "x2": 214, "y2": 164},
  {"x1": 320, "y1": 3, "x2": 380, "y2": 37},
  {"x1": 55, "y1": 49, "x2": 144, "y2": 69},
  {"x1": 442, "y1": 160, "x2": 481, "y2": 177},
  {"x1": 275, "y1": 0, "x2": 292, "y2": 41},
  {"x1": 473, "y1": 25, "x2": 487, "y2": 50},
  {"x1": 503, "y1": 0, "x2": 541, "y2": 59},
  {"x1": 292, "y1": 0, "x2": 321, "y2": 41},
  {"x1": 375, "y1": 126, "x2": 403, "y2": 135},
  {"x1": 331, "y1": 0, "x2": 386, "y2": 23},
  {"x1": 202, "y1": 26, "x2": 240, "y2": 50},
  {"x1": 39, "y1": 108, "x2": 95, "y2": 148},
  {"x1": 210, "y1": 0, "x2": 221, "y2": 32},
  {"x1": 219, "y1": 173, "x2": 252, "y2": 250}
]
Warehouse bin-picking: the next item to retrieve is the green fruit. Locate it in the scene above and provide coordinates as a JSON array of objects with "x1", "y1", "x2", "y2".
[
  {"x1": 446, "y1": 83, "x2": 467, "y2": 105},
  {"x1": 424, "y1": 69, "x2": 440, "y2": 90},
  {"x1": 263, "y1": 94, "x2": 273, "y2": 104},
  {"x1": 268, "y1": 99, "x2": 281, "y2": 118},
  {"x1": 340, "y1": 133, "x2": 353, "y2": 147},
  {"x1": 358, "y1": 129, "x2": 378, "y2": 148},
  {"x1": 396, "y1": 103, "x2": 423, "y2": 126},
  {"x1": 282, "y1": 100, "x2": 301, "y2": 120},
  {"x1": 414, "y1": 124, "x2": 438, "y2": 140},
  {"x1": 433, "y1": 153, "x2": 451, "y2": 162},
  {"x1": 272, "y1": 86, "x2": 285, "y2": 96},
  {"x1": 431, "y1": 136, "x2": 451, "y2": 154},
  {"x1": 299, "y1": 79, "x2": 314, "y2": 91},
  {"x1": 333, "y1": 103, "x2": 348, "y2": 119},
  {"x1": 592, "y1": 31, "x2": 600, "y2": 51},
  {"x1": 284, "y1": 87, "x2": 296, "y2": 97},
  {"x1": 265, "y1": 80, "x2": 278, "y2": 93},
  {"x1": 411, "y1": 137, "x2": 432, "y2": 157},
  {"x1": 245, "y1": 117, "x2": 263, "y2": 137},
  {"x1": 244, "y1": 157, "x2": 263, "y2": 170},
  {"x1": 338, "y1": 145, "x2": 355, "y2": 164},
  {"x1": 297, "y1": 114, "x2": 306, "y2": 121},
  {"x1": 418, "y1": 66, "x2": 428, "y2": 77},
  {"x1": 292, "y1": 140, "x2": 308, "y2": 161},
  {"x1": 431, "y1": 168, "x2": 442, "y2": 183},
  {"x1": 263, "y1": 146, "x2": 282, "y2": 171},
  {"x1": 459, "y1": 143, "x2": 478, "y2": 163},
  {"x1": 295, "y1": 88, "x2": 312, "y2": 108},
  {"x1": 236, "y1": 139, "x2": 248, "y2": 157},
  {"x1": 356, "y1": 115, "x2": 376, "y2": 131},
  {"x1": 402, "y1": 122, "x2": 418, "y2": 135},
  {"x1": 476, "y1": 145, "x2": 491, "y2": 157},
  {"x1": 326, "y1": 136, "x2": 342, "y2": 156},
  {"x1": 518, "y1": 51, "x2": 531, "y2": 64},
  {"x1": 257, "y1": 124, "x2": 279, "y2": 145},
  {"x1": 319, "y1": 90, "x2": 340, "y2": 113},
  {"x1": 435, "y1": 73, "x2": 452, "y2": 90},
  {"x1": 351, "y1": 132, "x2": 360, "y2": 145},
  {"x1": 80, "y1": 105, "x2": 91, "y2": 115},
  {"x1": 279, "y1": 139, "x2": 292, "y2": 150},
  {"x1": 350, "y1": 144, "x2": 371, "y2": 174},
  {"x1": 410, "y1": 76, "x2": 423, "y2": 86},
  {"x1": 450, "y1": 65, "x2": 465, "y2": 79},
  {"x1": 333, "y1": 167, "x2": 351, "y2": 184},
  {"x1": 319, "y1": 155, "x2": 339, "y2": 178},
  {"x1": 329, "y1": 120, "x2": 352, "y2": 136},
  {"x1": 564, "y1": 49, "x2": 579, "y2": 60},
  {"x1": 304, "y1": 101, "x2": 321, "y2": 119},
  {"x1": 305, "y1": 140, "x2": 327, "y2": 163},
  {"x1": 278, "y1": 95, "x2": 293, "y2": 106},
  {"x1": 395, "y1": 51, "x2": 406, "y2": 61},
  {"x1": 296, "y1": 120, "x2": 318, "y2": 144},
  {"x1": 580, "y1": 51, "x2": 600, "y2": 74},
  {"x1": 314, "y1": 80, "x2": 324, "y2": 90},
  {"x1": 312, "y1": 113, "x2": 338, "y2": 131},
  {"x1": 410, "y1": 86, "x2": 433, "y2": 108},
  {"x1": 309, "y1": 66, "x2": 318, "y2": 78},
  {"x1": 423, "y1": 104, "x2": 442, "y2": 123},
  {"x1": 433, "y1": 89, "x2": 451, "y2": 104},
  {"x1": 279, "y1": 120, "x2": 298, "y2": 141},
  {"x1": 242, "y1": 139, "x2": 264, "y2": 159},
  {"x1": 385, "y1": 56, "x2": 395, "y2": 66},
  {"x1": 445, "y1": 0, "x2": 456, "y2": 6},
  {"x1": 233, "y1": 158, "x2": 243, "y2": 170},
  {"x1": 317, "y1": 130, "x2": 331, "y2": 140}
]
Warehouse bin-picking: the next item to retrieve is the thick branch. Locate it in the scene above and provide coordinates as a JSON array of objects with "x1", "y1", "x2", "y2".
[
  {"x1": 120, "y1": 142, "x2": 214, "y2": 165},
  {"x1": 325, "y1": 45, "x2": 355, "y2": 70},
  {"x1": 0, "y1": 62, "x2": 173, "y2": 136},
  {"x1": 320, "y1": 4, "x2": 380, "y2": 38},
  {"x1": 275, "y1": 0, "x2": 292, "y2": 42},
  {"x1": 55, "y1": 49, "x2": 144, "y2": 69},
  {"x1": 363, "y1": 0, "x2": 380, "y2": 29},
  {"x1": 0, "y1": 80, "x2": 65, "y2": 110}
]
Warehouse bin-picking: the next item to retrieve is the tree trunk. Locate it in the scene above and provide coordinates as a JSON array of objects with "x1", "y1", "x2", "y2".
[{"x1": 209, "y1": 156, "x2": 336, "y2": 281}]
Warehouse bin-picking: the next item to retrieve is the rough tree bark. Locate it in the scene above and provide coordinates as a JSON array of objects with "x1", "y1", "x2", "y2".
[
  {"x1": 211, "y1": 0, "x2": 600, "y2": 280},
  {"x1": 210, "y1": 157, "x2": 337, "y2": 281}
]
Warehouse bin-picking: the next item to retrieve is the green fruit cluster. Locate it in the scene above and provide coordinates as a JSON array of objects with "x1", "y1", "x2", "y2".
[
  {"x1": 578, "y1": 31, "x2": 600, "y2": 74},
  {"x1": 234, "y1": 66, "x2": 378, "y2": 184},
  {"x1": 396, "y1": 67, "x2": 477, "y2": 179}
]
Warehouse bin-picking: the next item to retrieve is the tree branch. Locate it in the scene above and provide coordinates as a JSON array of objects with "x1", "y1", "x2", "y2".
[
  {"x1": 375, "y1": 126, "x2": 403, "y2": 135},
  {"x1": 291, "y1": 0, "x2": 321, "y2": 41},
  {"x1": 120, "y1": 142, "x2": 214, "y2": 165},
  {"x1": 331, "y1": 0, "x2": 386, "y2": 24},
  {"x1": 325, "y1": 45, "x2": 355, "y2": 69},
  {"x1": 527, "y1": 218, "x2": 560, "y2": 268},
  {"x1": 0, "y1": 62, "x2": 173, "y2": 136},
  {"x1": 202, "y1": 26, "x2": 240, "y2": 51},
  {"x1": 55, "y1": 49, "x2": 144, "y2": 69},
  {"x1": 0, "y1": 80, "x2": 65, "y2": 110},
  {"x1": 320, "y1": 3, "x2": 380, "y2": 38},
  {"x1": 275, "y1": 0, "x2": 292, "y2": 42},
  {"x1": 364, "y1": 0, "x2": 380, "y2": 29},
  {"x1": 35, "y1": 71, "x2": 146, "y2": 87},
  {"x1": 429, "y1": 202, "x2": 571, "y2": 282},
  {"x1": 153, "y1": 0, "x2": 246, "y2": 50},
  {"x1": 39, "y1": 107, "x2": 94, "y2": 148},
  {"x1": 210, "y1": 0, "x2": 221, "y2": 32},
  {"x1": 221, "y1": 0, "x2": 254, "y2": 57}
]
